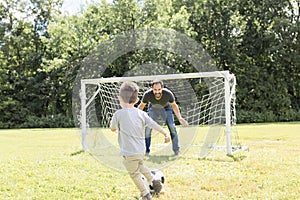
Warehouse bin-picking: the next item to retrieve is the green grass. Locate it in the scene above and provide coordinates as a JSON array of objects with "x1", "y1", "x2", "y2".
[{"x1": 0, "y1": 123, "x2": 300, "y2": 200}]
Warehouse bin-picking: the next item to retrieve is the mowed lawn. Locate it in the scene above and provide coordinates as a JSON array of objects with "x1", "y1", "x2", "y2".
[{"x1": 0, "y1": 123, "x2": 299, "y2": 200}]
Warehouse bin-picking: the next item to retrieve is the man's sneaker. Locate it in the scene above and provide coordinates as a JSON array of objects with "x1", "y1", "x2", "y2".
[
  {"x1": 151, "y1": 179, "x2": 163, "y2": 194},
  {"x1": 175, "y1": 150, "x2": 181, "y2": 156},
  {"x1": 139, "y1": 193, "x2": 152, "y2": 200}
]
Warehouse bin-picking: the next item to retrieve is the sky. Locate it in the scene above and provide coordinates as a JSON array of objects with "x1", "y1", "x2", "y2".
[
  {"x1": 60, "y1": 0, "x2": 300, "y2": 17},
  {"x1": 61, "y1": 0, "x2": 109, "y2": 15}
]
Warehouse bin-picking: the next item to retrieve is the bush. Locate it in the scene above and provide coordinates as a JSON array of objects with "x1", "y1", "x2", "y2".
[
  {"x1": 278, "y1": 109, "x2": 300, "y2": 122},
  {"x1": 0, "y1": 98, "x2": 30, "y2": 128},
  {"x1": 237, "y1": 109, "x2": 300, "y2": 123},
  {"x1": 20, "y1": 114, "x2": 74, "y2": 128},
  {"x1": 237, "y1": 110, "x2": 265, "y2": 123}
]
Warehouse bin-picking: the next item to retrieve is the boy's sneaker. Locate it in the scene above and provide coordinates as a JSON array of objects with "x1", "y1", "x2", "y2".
[
  {"x1": 139, "y1": 193, "x2": 152, "y2": 200},
  {"x1": 152, "y1": 179, "x2": 163, "y2": 194}
]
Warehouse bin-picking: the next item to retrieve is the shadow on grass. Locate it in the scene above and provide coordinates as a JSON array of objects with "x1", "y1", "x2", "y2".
[
  {"x1": 70, "y1": 150, "x2": 85, "y2": 156},
  {"x1": 182, "y1": 152, "x2": 248, "y2": 162},
  {"x1": 226, "y1": 154, "x2": 248, "y2": 161},
  {"x1": 145, "y1": 154, "x2": 179, "y2": 164}
]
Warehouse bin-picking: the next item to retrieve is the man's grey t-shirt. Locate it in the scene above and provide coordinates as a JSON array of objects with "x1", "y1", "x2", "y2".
[
  {"x1": 141, "y1": 88, "x2": 175, "y2": 108},
  {"x1": 110, "y1": 107, "x2": 162, "y2": 156}
]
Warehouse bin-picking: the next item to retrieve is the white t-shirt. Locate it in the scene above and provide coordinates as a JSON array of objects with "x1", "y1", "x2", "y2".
[{"x1": 110, "y1": 107, "x2": 162, "y2": 156}]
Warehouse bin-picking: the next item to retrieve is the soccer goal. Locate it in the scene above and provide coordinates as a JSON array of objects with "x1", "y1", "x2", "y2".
[{"x1": 79, "y1": 71, "x2": 244, "y2": 158}]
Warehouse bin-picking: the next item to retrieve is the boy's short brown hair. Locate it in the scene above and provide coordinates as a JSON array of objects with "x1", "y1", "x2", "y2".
[{"x1": 119, "y1": 82, "x2": 139, "y2": 104}]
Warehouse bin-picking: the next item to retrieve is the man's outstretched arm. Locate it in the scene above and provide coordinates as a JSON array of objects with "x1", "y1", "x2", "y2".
[{"x1": 170, "y1": 102, "x2": 188, "y2": 126}]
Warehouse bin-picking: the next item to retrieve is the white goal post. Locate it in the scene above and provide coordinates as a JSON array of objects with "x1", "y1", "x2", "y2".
[{"x1": 79, "y1": 71, "x2": 239, "y2": 157}]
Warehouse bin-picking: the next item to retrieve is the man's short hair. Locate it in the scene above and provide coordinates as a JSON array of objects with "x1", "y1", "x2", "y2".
[
  {"x1": 152, "y1": 79, "x2": 164, "y2": 87},
  {"x1": 119, "y1": 82, "x2": 139, "y2": 104}
]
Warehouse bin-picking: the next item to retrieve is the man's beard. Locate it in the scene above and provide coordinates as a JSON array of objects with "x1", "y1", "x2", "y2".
[{"x1": 155, "y1": 93, "x2": 162, "y2": 99}]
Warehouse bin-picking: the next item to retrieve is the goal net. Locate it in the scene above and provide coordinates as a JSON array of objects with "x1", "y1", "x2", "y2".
[{"x1": 79, "y1": 71, "x2": 243, "y2": 162}]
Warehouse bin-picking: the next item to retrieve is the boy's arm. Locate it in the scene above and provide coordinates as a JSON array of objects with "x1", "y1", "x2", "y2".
[
  {"x1": 110, "y1": 114, "x2": 118, "y2": 133},
  {"x1": 156, "y1": 127, "x2": 170, "y2": 143},
  {"x1": 149, "y1": 121, "x2": 170, "y2": 143},
  {"x1": 143, "y1": 112, "x2": 170, "y2": 143},
  {"x1": 137, "y1": 101, "x2": 146, "y2": 110}
]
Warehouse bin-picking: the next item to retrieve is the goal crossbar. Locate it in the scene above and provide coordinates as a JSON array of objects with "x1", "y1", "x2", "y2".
[{"x1": 81, "y1": 71, "x2": 233, "y2": 85}]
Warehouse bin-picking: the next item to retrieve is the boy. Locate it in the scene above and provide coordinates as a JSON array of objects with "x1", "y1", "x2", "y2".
[{"x1": 110, "y1": 82, "x2": 170, "y2": 200}]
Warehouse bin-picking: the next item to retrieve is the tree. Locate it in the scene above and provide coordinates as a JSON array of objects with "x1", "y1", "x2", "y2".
[
  {"x1": 0, "y1": 0, "x2": 63, "y2": 128},
  {"x1": 235, "y1": 0, "x2": 299, "y2": 121},
  {"x1": 1, "y1": 0, "x2": 299, "y2": 127}
]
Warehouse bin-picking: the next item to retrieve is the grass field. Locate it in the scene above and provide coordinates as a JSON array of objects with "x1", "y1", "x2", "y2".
[{"x1": 0, "y1": 123, "x2": 300, "y2": 200}]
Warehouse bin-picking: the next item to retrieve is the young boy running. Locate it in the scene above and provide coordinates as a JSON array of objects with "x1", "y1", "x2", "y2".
[{"x1": 110, "y1": 82, "x2": 170, "y2": 200}]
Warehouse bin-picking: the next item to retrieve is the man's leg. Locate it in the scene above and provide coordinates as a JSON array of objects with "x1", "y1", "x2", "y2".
[
  {"x1": 145, "y1": 108, "x2": 158, "y2": 154},
  {"x1": 164, "y1": 106, "x2": 180, "y2": 154},
  {"x1": 145, "y1": 127, "x2": 152, "y2": 154}
]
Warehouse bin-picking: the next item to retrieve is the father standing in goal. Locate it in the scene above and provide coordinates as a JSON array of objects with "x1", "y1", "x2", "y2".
[{"x1": 138, "y1": 80, "x2": 188, "y2": 156}]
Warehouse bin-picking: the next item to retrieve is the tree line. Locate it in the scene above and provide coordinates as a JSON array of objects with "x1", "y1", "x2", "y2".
[{"x1": 0, "y1": 0, "x2": 299, "y2": 128}]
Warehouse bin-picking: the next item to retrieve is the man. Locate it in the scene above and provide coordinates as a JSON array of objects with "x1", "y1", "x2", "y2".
[{"x1": 138, "y1": 80, "x2": 188, "y2": 156}]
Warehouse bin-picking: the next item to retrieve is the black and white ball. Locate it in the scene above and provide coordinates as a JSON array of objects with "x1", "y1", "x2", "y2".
[{"x1": 142, "y1": 169, "x2": 165, "y2": 194}]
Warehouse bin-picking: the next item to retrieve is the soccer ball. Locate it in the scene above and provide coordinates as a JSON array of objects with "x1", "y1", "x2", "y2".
[{"x1": 142, "y1": 169, "x2": 165, "y2": 194}]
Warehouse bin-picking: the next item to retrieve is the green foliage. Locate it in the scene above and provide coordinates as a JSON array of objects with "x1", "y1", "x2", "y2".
[
  {"x1": 0, "y1": 97, "x2": 30, "y2": 128},
  {"x1": 188, "y1": 0, "x2": 299, "y2": 123},
  {"x1": 20, "y1": 114, "x2": 74, "y2": 128},
  {"x1": 0, "y1": 0, "x2": 299, "y2": 127},
  {"x1": 0, "y1": 0, "x2": 65, "y2": 128},
  {"x1": 233, "y1": 0, "x2": 299, "y2": 119},
  {"x1": 238, "y1": 109, "x2": 300, "y2": 123}
]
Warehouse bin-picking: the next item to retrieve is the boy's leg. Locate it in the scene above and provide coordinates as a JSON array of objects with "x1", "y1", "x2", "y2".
[
  {"x1": 164, "y1": 106, "x2": 179, "y2": 153},
  {"x1": 139, "y1": 159, "x2": 163, "y2": 194},
  {"x1": 139, "y1": 161, "x2": 153, "y2": 183},
  {"x1": 123, "y1": 155, "x2": 150, "y2": 197}
]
